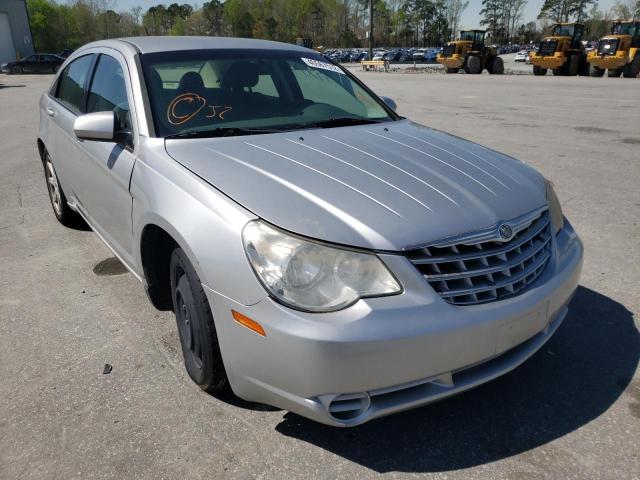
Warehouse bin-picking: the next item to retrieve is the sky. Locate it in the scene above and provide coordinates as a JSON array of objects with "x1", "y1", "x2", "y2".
[
  {"x1": 459, "y1": 0, "x2": 617, "y2": 29},
  {"x1": 109, "y1": 0, "x2": 619, "y2": 29}
]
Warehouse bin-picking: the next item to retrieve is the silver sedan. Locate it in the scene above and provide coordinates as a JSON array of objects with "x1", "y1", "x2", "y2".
[{"x1": 38, "y1": 37, "x2": 583, "y2": 426}]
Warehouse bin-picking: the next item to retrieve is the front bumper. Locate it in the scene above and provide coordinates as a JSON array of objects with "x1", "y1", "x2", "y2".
[
  {"x1": 205, "y1": 221, "x2": 583, "y2": 427},
  {"x1": 529, "y1": 53, "x2": 565, "y2": 69},
  {"x1": 587, "y1": 52, "x2": 627, "y2": 70},
  {"x1": 437, "y1": 54, "x2": 464, "y2": 69}
]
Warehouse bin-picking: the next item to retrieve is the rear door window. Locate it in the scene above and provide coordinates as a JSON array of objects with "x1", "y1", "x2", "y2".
[{"x1": 56, "y1": 54, "x2": 94, "y2": 113}]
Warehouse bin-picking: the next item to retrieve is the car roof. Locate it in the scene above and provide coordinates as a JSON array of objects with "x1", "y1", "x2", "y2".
[{"x1": 116, "y1": 36, "x2": 310, "y2": 54}]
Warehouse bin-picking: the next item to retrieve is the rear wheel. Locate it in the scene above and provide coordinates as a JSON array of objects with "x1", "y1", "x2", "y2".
[
  {"x1": 445, "y1": 67, "x2": 459, "y2": 73},
  {"x1": 170, "y1": 247, "x2": 227, "y2": 393},
  {"x1": 487, "y1": 56, "x2": 504, "y2": 74},
  {"x1": 533, "y1": 65, "x2": 547, "y2": 76},
  {"x1": 590, "y1": 66, "x2": 605, "y2": 77},
  {"x1": 42, "y1": 150, "x2": 82, "y2": 227},
  {"x1": 464, "y1": 55, "x2": 482, "y2": 74},
  {"x1": 623, "y1": 55, "x2": 640, "y2": 78},
  {"x1": 607, "y1": 68, "x2": 623, "y2": 77}
]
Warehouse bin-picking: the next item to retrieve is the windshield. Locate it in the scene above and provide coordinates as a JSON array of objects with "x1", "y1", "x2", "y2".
[
  {"x1": 140, "y1": 49, "x2": 394, "y2": 138},
  {"x1": 460, "y1": 31, "x2": 483, "y2": 42},
  {"x1": 611, "y1": 23, "x2": 635, "y2": 35},
  {"x1": 552, "y1": 24, "x2": 575, "y2": 37}
]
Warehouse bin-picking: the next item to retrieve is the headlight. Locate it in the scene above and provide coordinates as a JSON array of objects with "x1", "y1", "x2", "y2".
[
  {"x1": 242, "y1": 220, "x2": 402, "y2": 312},
  {"x1": 545, "y1": 178, "x2": 564, "y2": 234}
]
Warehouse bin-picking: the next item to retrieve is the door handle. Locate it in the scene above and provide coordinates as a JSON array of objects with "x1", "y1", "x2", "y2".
[{"x1": 46, "y1": 107, "x2": 56, "y2": 117}]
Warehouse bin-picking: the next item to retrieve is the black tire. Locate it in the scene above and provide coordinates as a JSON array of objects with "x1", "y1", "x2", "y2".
[
  {"x1": 533, "y1": 65, "x2": 547, "y2": 76},
  {"x1": 170, "y1": 247, "x2": 227, "y2": 393},
  {"x1": 445, "y1": 67, "x2": 459, "y2": 73},
  {"x1": 578, "y1": 55, "x2": 590, "y2": 76},
  {"x1": 590, "y1": 66, "x2": 605, "y2": 77},
  {"x1": 623, "y1": 55, "x2": 640, "y2": 78},
  {"x1": 11, "y1": 65, "x2": 23, "y2": 74},
  {"x1": 464, "y1": 55, "x2": 482, "y2": 74},
  {"x1": 564, "y1": 54, "x2": 579, "y2": 76},
  {"x1": 607, "y1": 68, "x2": 622, "y2": 77},
  {"x1": 42, "y1": 149, "x2": 83, "y2": 227},
  {"x1": 552, "y1": 67, "x2": 564, "y2": 76},
  {"x1": 487, "y1": 56, "x2": 504, "y2": 74}
]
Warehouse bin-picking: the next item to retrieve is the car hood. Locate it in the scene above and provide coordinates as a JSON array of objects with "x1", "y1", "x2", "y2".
[{"x1": 165, "y1": 119, "x2": 546, "y2": 251}]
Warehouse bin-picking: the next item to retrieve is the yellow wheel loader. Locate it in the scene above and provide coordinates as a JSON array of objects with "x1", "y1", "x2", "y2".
[
  {"x1": 529, "y1": 23, "x2": 590, "y2": 76},
  {"x1": 437, "y1": 30, "x2": 504, "y2": 74},
  {"x1": 588, "y1": 21, "x2": 640, "y2": 78}
]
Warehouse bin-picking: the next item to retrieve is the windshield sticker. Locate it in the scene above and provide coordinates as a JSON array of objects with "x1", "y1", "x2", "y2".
[
  {"x1": 301, "y1": 57, "x2": 345, "y2": 74},
  {"x1": 167, "y1": 93, "x2": 232, "y2": 125}
]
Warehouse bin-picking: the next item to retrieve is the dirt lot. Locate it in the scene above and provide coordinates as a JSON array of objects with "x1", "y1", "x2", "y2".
[{"x1": 0, "y1": 72, "x2": 638, "y2": 480}]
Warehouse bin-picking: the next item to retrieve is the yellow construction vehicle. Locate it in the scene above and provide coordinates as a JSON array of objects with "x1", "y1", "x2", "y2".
[
  {"x1": 529, "y1": 23, "x2": 590, "y2": 76},
  {"x1": 437, "y1": 30, "x2": 504, "y2": 74},
  {"x1": 588, "y1": 21, "x2": 640, "y2": 77}
]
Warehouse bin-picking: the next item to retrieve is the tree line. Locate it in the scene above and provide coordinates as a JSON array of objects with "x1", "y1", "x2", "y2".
[{"x1": 26, "y1": 0, "x2": 640, "y2": 54}]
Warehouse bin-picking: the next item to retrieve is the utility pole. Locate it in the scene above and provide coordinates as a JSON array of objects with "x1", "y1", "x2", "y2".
[{"x1": 368, "y1": 0, "x2": 373, "y2": 60}]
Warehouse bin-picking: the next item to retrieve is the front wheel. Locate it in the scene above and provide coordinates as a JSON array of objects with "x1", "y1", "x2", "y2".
[
  {"x1": 487, "y1": 56, "x2": 504, "y2": 74},
  {"x1": 170, "y1": 247, "x2": 228, "y2": 393},
  {"x1": 464, "y1": 55, "x2": 482, "y2": 74},
  {"x1": 11, "y1": 65, "x2": 23, "y2": 74},
  {"x1": 533, "y1": 65, "x2": 548, "y2": 76},
  {"x1": 623, "y1": 55, "x2": 640, "y2": 78},
  {"x1": 607, "y1": 68, "x2": 623, "y2": 77}
]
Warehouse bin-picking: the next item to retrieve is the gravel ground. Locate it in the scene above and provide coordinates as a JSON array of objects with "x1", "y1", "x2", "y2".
[{"x1": 0, "y1": 71, "x2": 638, "y2": 480}]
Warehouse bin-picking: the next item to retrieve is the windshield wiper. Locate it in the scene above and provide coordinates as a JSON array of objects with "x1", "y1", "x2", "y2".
[
  {"x1": 300, "y1": 117, "x2": 384, "y2": 129},
  {"x1": 164, "y1": 126, "x2": 279, "y2": 140}
]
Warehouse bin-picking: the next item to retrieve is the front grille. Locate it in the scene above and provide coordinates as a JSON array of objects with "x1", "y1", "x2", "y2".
[
  {"x1": 407, "y1": 210, "x2": 552, "y2": 306},
  {"x1": 597, "y1": 38, "x2": 618, "y2": 55},
  {"x1": 538, "y1": 39, "x2": 557, "y2": 56},
  {"x1": 442, "y1": 44, "x2": 456, "y2": 57}
]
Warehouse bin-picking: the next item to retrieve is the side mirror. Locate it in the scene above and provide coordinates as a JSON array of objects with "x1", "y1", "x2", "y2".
[
  {"x1": 380, "y1": 96, "x2": 397, "y2": 111},
  {"x1": 73, "y1": 111, "x2": 116, "y2": 142}
]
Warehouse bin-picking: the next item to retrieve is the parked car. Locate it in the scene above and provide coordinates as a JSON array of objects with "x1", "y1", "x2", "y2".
[
  {"x1": 412, "y1": 48, "x2": 427, "y2": 61},
  {"x1": 372, "y1": 50, "x2": 386, "y2": 61},
  {"x1": 38, "y1": 37, "x2": 582, "y2": 427},
  {"x1": 425, "y1": 48, "x2": 439, "y2": 62},
  {"x1": 2, "y1": 53, "x2": 64, "y2": 74},
  {"x1": 514, "y1": 50, "x2": 530, "y2": 62}
]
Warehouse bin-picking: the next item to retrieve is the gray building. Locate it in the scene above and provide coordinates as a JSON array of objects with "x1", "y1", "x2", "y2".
[{"x1": 0, "y1": 0, "x2": 35, "y2": 64}]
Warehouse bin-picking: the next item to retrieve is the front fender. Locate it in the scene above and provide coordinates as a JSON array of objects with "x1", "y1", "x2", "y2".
[{"x1": 130, "y1": 137, "x2": 267, "y2": 306}]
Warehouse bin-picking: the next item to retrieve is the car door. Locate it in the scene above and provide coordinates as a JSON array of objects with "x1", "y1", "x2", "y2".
[
  {"x1": 21, "y1": 54, "x2": 37, "y2": 73},
  {"x1": 40, "y1": 55, "x2": 57, "y2": 73},
  {"x1": 70, "y1": 51, "x2": 138, "y2": 264},
  {"x1": 46, "y1": 53, "x2": 95, "y2": 207}
]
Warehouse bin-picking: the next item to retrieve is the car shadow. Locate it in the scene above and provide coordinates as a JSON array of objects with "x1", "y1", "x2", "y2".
[
  {"x1": 274, "y1": 286, "x2": 638, "y2": 473},
  {"x1": 0, "y1": 83, "x2": 25, "y2": 89}
]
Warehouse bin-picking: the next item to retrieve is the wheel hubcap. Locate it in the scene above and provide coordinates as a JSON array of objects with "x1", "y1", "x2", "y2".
[
  {"x1": 45, "y1": 156, "x2": 62, "y2": 216},
  {"x1": 175, "y1": 276, "x2": 203, "y2": 369}
]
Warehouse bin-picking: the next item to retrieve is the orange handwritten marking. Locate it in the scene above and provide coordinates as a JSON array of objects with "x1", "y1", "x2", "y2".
[
  {"x1": 205, "y1": 105, "x2": 233, "y2": 120},
  {"x1": 167, "y1": 93, "x2": 207, "y2": 125}
]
